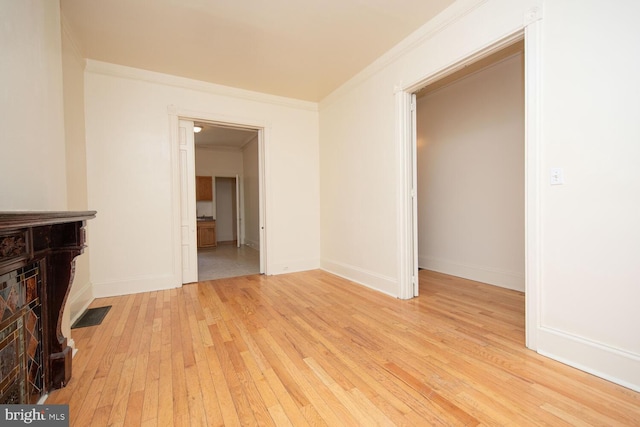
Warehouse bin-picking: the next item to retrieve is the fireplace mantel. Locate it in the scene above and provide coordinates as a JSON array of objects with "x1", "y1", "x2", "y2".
[{"x1": 0, "y1": 211, "x2": 95, "y2": 403}]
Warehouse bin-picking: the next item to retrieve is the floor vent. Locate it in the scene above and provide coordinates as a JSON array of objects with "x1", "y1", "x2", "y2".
[{"x1": 71, "y1": 306, "x2": 111, "y2": 329}]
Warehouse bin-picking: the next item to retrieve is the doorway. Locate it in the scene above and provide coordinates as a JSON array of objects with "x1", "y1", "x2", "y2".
[
  {"x1": 215, "y1": 177, "x2": 238, "y2": 246},
  {"x1": 193, "y1": 122, "x2": 262, "y2": 281},
  {"x1": 397, "y1": 27, "x2": 542, "y2": 350},
  {"x1": 415, "y1": 41, "x2": 525, "y2": 293}
]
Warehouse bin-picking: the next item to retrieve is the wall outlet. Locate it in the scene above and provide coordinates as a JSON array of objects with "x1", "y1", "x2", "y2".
[{"x1": 550, "y1": 168, "x2": 564, "y2": 185}]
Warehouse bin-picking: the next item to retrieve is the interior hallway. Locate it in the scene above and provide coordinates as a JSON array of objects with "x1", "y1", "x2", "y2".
[{"x1": 197, "y1": 245, "x2": 259, "y2": 281}]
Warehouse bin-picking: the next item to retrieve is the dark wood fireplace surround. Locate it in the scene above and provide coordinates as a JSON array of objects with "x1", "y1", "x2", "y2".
[{"x1": 0, "y1": 211, "x2": 95, "y2": 403}]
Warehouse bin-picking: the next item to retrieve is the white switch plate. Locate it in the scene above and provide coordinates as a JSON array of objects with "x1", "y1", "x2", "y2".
[{"x1": 550, "y1": 168, "x2": 564, "y2": 185}]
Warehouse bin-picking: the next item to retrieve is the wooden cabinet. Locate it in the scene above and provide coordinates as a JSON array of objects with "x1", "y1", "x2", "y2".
[
  {"x1": 197, "y1": 220, "x2": 216, "y2": 248},
  {"x1": 196, "y1": 176, "x2": 213, "y2": 201}
]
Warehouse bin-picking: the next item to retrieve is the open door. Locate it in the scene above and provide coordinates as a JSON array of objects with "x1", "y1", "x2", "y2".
[
  {"x1": 178, "y1": 120, "x2": 198, "y2": 283},
  {"x1": 396, "y1": 90, "x2": 419, "y2": 299},
  {"x1": 410, "y1": 93, "x2": 419, "y2": 297},
  {"x1": 235, "y1": 174, "x2": 241, "y2": 248}
]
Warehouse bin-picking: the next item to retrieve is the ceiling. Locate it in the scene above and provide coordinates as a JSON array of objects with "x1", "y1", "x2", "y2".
[
  {"x1": 194, "y1": 123, "x2": 258, "y2": 150},
  {"x1": 60, "y1": 0, "x2": 456, "y2": 102}
]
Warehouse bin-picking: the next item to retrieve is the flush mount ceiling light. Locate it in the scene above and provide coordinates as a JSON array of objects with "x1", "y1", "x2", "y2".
[{"x1": 193, "y1": 125, "x2": 202, "y2": 133}]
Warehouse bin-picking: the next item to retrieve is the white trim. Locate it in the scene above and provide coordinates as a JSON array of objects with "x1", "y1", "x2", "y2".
[
  {"x1": 524, "y1": 17, "x2": 543, "y2": 351},
  {"x1": 321, "y1": 260, "x2": 398, "y2": 299},
  {"x1": 270, "y1": 259, "x2": 321, "y2": 276},
  {"x1": 395, "y1": 90, "x2": 415, "y2": 300},
  {"x1": 258, "y1": 127, "x2": 268, "y2": 275},
  {"x1": 171, "y1": 107, "x2": 271, "y2": 131},
  {"x1": 419, "y1": 256, "x2": 525, "y2": 292},
  {"x1": 538, "y1": 327, "x2": 640, "y2": 393},
  {"x1": 168, "y1": 106, "x2": 270, "y2": 276},
  {"x1": 69, "y1": 285, "x2": 94, "y2": 326},
  {"x1": 178, "y1": 119, "x2": 198, "y2": 284},
  {"x1": 93, "y1": 274, "x2": 179, "y2": 298},
  {"x1": 397, "y1": 27, "x2": 542, "y2": 350},
  {"x1": 403, "y1": 32, "x2": 524, "y2": 94},
  {"x1": 168, "y1": 109, "x2": 184, "y2": 289},
  {"x1": 86, "y1": 60, "x2": 317, "y2": 112},
  {"x1": 417, "y1": 49, "x2": 525, "y2": 98}
]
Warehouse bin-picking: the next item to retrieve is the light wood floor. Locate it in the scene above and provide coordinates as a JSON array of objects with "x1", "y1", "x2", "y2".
[{"x1": 48, "y1": 270, "x2": 640, "y2": 426}]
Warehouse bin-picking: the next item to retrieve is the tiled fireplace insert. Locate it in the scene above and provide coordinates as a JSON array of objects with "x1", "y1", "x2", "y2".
[{"x1": 0, "y1": 211, "x2": 95, "y2": 404}]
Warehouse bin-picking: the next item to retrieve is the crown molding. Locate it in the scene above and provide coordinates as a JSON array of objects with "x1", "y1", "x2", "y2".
[
  {"x1": 85, "y1": 60, "x2": 318, "y2": 112},
  {"x1": 319, "y1": 0, "x2": 489, "y2": 109}
]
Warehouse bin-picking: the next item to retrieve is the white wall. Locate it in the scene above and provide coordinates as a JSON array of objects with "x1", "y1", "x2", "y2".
[
  {"x1": 320, "y1": 0, "x2": 640, "y2": 391},
  {"x1": 243, "y1": 136, "x2": 261, "y2": 249},
  {"x1": 61, "y1": 17, "x2": 94, "y2": 331},
  {"x1": 320, "y1": 0, "x2": 534, "y2": 296},
  {"x1": 0, "y1": 0, "x2": 67, "y2": 210},
  {"x1": 537, "y1": 0, "x2": 640, "y2": 390},
  {"x1": 417, "y1": 53, "x2": 524, "y2": 291},
  {"x1": 85, "y1": 61, "x2": 320, "y2": 297},
  {"x1": 0, "y1": 0, "x2": 93, "y2": 349}
]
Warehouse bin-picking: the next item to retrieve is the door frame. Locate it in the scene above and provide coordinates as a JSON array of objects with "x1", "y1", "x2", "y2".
[
  {"x1": 395, "y1": 21, "x2": 542, "y2": 350},
  {"x1": 168, "y1": 107, "x2": 268, "y2": 278}
]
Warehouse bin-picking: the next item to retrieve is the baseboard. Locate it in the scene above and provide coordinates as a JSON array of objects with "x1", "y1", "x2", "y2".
[
  {"x1": 419, "y1": 255, "x2": 525, "y2": 291},
  {"x1": 68, "y1": 338, "x2": 78, "y2": 358},
  {"x1": 69, "y1": 281, "x2": 94, "y2": 325},
  {"x1": 69, "y1": 297, "x2": 93, "y2": 330},
  {"x1": 93, "y1": 273, "x2": 180, "y2": 298},
  {"x1": 320, "y1": 259, "x2": 398, "y2": 298},
  {"x1": 538, "y1": 326, "x2": 640, "y2": 392},
  {"x1": 269, "y1": 258, "x2": 320, "y2": 275}
]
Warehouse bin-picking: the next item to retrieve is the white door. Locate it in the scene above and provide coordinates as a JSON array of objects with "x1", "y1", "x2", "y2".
[
  {"x1": 179, "y1": 119, "x2": 198, "y2": 283},
  {"x1": 235, "y1": 174, "x2": 241, "y2": 248},
  {"x1": 410, "y1": 93, "x2": 419, "y2": 296}
]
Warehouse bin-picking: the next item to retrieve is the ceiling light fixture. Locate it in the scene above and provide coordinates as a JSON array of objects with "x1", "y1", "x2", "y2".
[{"x1": 193, "y1": 125, "x2": 202, "y2": 133}]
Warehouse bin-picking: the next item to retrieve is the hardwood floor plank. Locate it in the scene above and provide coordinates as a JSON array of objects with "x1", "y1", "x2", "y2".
[
  {"x1": 140, "y1": 376, "x2": 158, "y2": 424},
  {"x1": 256, "y1": 328, "x2": 358, "y2": 425},
  {"x1": 107, "y1": 355, "x2": 137, "y2": 425},
  {"x1": 157, "y1": 345, "x2": 174, "y2": 426},
  {"x1": 203, "y1": 344, "x2": 242, "y2": 427},
  {"x1": 47, "y1": 270, "x2": 640, "y2": 426},
  {"x1": 123, "y1": 390, "x2": 144, "y2": 427}
]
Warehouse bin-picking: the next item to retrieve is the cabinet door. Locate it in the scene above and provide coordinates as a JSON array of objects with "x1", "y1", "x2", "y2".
[
  {"x1": 197, "y1": 222, "x2": 216, "y2": 247},
  {"x1": 196, "y1": 176, "x2": 213, "y2": 201},
  {"x1": 201, "y1": 226, "x2": 215, "y2": 247}
]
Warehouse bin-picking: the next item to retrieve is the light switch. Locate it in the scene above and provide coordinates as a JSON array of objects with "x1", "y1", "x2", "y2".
[{"x1": 550, "y1": 168, "x2": 564, "y2": 185}]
